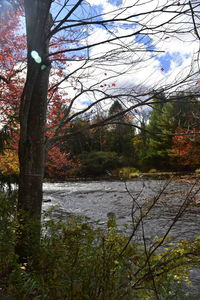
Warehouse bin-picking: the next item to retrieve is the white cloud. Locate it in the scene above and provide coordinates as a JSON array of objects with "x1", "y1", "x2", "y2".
[{"x1": 51, "y1": 0, "x2": 200, "y2": 113}]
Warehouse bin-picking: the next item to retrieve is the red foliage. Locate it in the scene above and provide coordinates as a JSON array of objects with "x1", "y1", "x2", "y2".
[
  {"x1": 0, "y1": 15, "x2": 78, "y2": 178},
  {"x1": 0, "y1": 15, "x2": 26, "y2": 125},
  {"x1": 45, "y1": 146, "x2": 78, "y2": 178},
  {"x1": 172, "y1": 127, "x2": 200, "y2": 167}
]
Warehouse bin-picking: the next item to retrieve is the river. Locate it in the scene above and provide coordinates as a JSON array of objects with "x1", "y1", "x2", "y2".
[{"x1": 42, "y1": 179, "x2": 200, "y2": 298}]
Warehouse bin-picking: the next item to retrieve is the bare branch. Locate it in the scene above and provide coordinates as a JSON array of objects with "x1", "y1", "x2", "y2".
[{"x1": 189, "y1": 1, "x2": 200, "y2": 41}]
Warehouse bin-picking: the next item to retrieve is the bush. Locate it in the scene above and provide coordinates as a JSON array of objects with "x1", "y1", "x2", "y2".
[
  {"x1": 118, "y1": 167, "x2": 140, "y2": 179},
  {"x1": 0, "y1": 192, "x2": 200, "y2": 299},
  {"x1": 148, "y1": 168, "x2": 158, "y2": 173},
  {"x1": 0, "y1": 191, "x2": 18, "y2": 293},
  {"x1": 65, "y1": 167, "x2": 83, "y2": 178},
  {"x1": 0, "y1": 173, "x2": 18, "y2": 192},
  {"x1": 79, "y1": 151, "x2": 123, "y2": 176},
  {"x1": 4, "y1": 216, "x2": 194, "y2": 300},
  {"x1": 129, "y1": 172, "x2": 140, "y2": 179}
]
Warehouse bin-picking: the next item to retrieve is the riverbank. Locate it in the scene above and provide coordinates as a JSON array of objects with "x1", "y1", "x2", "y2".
[
  {"x1": 42, "y1": 180, "x2": 200, "y2": 298},
  {"x1": 2, "y1": 187, "x2": 199, "y2": 300},
  {"x1": 44, "y1": 171, "x2": 200, "y2": 182}
]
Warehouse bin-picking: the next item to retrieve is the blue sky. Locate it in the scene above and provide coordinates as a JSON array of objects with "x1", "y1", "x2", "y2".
[
  {"x1": 4, "y1": 0, "x2": 196, "y2": 98},
  {"x1": 134, "y1": 34, "x2": 184, "y2": 73},
  {"x1": 108, "y1": 0, "x2": 123, "y2": 6},
  {"x1": 58, "y1": 1, "x2": 173, "y2": 76},
  {"x1": 156, "y1": 52, "x2": 183, "y2": 73},
  {"x1": 0, "y1": 0, "x2": 198, "y2": 118},
  {"x1": 51, "y1": 0, "x2": 197, "y2": 101},
  {"x1": 135, "y1": 34, "x2": 156, "y2": 51},
  {"x1": 75, "y1": 1, "x2": 191, "y2": 78}
]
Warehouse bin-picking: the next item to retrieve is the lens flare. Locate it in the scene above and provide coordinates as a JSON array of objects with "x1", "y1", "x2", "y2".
[{"x1": 31, "y1": 50, "x2": 42, "y2": 64}]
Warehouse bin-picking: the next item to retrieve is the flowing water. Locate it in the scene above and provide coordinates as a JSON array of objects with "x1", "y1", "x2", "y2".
[{"x1": 42, "y1": 179, "x2": 200, "y2": 298}]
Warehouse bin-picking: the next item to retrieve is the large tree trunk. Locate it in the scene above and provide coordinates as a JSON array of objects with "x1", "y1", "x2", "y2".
[{"x1": 17, "y1": 0, "x2": 52, "y2": 260}]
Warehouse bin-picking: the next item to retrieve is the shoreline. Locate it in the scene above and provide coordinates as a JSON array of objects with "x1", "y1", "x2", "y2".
[{"x1": 44, "y1": 172, "x2": 200, "y2": 183}]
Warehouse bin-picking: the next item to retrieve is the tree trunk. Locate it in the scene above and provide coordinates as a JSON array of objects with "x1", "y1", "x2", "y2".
[{"x1": 16, "y1": 0, "x2": 52, "y2": 260}]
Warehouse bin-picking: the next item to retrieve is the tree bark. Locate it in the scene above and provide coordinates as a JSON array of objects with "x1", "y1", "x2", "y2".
[{"x1": 17, "y1": 0, "x2": 52, "y2": 260}]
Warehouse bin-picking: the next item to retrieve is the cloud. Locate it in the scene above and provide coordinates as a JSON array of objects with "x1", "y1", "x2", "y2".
[
  {"x1": 87, "y1": 1, "x2": 198, "y2": 84},
  {"x1": 0, "y1": 0, "x2": 13, "y2": 21},
  {"x1": 50, "y1": 0, "x2": 200, "y2": 113}
]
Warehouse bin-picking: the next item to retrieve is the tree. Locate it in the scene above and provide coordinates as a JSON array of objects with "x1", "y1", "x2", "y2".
[
  {"x1": 132, "y1": 108, "x2": 150, "y2": 169},
  {"x1": 0, "y1": 13, "x2": 25, "y2": 136},
  {"x1": 142, "y1": 94, "x2": 200, "y2": 170},
  {"x1": 144, "y1": 94, "x2": 176, "y2": 170},
  {"x1": 172, "y1": 127, "x2": 200, "y2": 169},
  {"x1": 105, "y1": 101, "x2": 135, "y2": 160},
  {"x1": 1, "y1": 0, "x2": 200, "y2": 258}
]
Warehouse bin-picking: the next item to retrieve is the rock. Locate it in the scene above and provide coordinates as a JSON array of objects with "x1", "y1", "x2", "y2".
[{"x1": 43, "y1": 199, "x2": 51, "y2": 203}]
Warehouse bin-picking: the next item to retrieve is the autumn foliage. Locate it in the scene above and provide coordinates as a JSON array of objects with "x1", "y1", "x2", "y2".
[
  {"x1": 0, "y1": 15, "x2": 76, "y2": 178},
  {"x1": 1, "y1": 14, "x2": 200, "y2": 177},
  {"x1": 0, "y1": 150, "x2": 19, "y2": 174},
  {"x1": 172, "y1": 127, "x2": 200, "y2": 167}
]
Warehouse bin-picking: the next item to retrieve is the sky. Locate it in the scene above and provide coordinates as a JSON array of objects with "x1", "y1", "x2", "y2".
[
  {"x1": 85, "y1": 0, "x2": 199, "y2": 86},
  {"x1": 51, "y1": 0, "x2": 200, "y2": 112},
  {"x1": 1, "y1": 0, "x2": 200, "y2": 113}
]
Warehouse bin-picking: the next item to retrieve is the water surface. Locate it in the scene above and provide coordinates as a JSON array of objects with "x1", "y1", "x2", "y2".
[{"x1": 42, "y1": 179, "x2": 200, "y2": 298}]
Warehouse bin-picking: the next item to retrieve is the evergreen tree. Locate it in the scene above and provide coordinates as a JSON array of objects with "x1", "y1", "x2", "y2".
[
  {"x1": 106, "y1": 101, "x2": 135, "y2": 161},
  {"x1": 142, "y1": 93, "x2": 200, "y2": 170}
]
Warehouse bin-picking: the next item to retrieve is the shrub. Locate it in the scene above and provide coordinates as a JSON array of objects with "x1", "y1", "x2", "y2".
[
  {"x1": 79, "y1": 151, "x2": 122, "y2": 176},
  {"x1": 0, "y1": 192, "x2": 199, "y2": 299},
  {"x1": 0, "y1": 191, "x2": 18, "y2": 293},
  {"x1": 129, "y1": 172, "x2": 140, "y2": 179},
  {"x1": 7, "y1": 216, "x2": 196, "y2": 300},
  {"x1": 118, "y1": 167, "x2": 140, "y2": 178},
  {"x1": 65, "y1": 167, "x2": 83, "y2": 178},
  {"x1": 148, "y1": 168, "x2": 158, "y2": 173}
]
